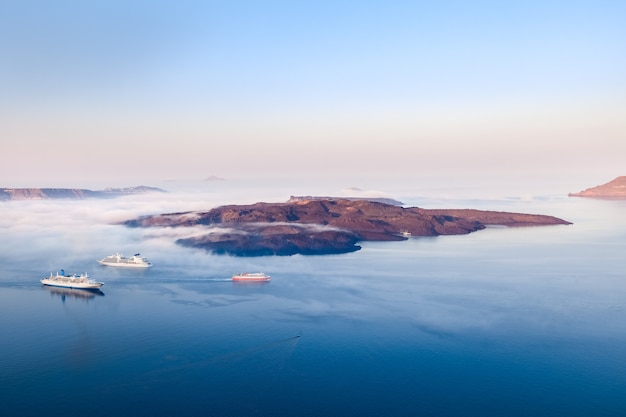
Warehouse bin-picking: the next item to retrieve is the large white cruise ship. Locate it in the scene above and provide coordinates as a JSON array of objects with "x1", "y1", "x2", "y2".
[
  {"x1": 41, "y1": 271, "x2": 104, "y2": 289},
  {"x1": 97, "y1": 253, "x2": 153, "y2": 268}
]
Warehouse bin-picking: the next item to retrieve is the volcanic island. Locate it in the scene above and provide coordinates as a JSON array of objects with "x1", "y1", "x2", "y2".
[{"x1": 124, "y1": 197, "x2": 571, "y2": 256}]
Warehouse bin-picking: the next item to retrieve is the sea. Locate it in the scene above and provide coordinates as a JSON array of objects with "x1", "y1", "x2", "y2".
[{"x1": 1, "y1": 177, "x2": 625, "y2": 417}]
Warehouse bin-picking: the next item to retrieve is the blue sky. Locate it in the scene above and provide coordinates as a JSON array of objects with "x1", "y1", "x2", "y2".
[{"x1": 1, "y1": 0, "x2": 624, "y2": 187}]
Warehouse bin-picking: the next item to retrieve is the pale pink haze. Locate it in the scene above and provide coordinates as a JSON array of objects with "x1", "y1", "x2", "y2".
[{"x1": 1, "y1": 1, "x2": 624, "y2": 190}]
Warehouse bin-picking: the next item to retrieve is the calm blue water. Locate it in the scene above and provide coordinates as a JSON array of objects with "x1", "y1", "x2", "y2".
[{"x1": 1, "y1": 185, "x2": 625, "y2": 416}]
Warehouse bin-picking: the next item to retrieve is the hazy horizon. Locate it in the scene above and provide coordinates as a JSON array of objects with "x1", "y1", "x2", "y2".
[{"x1": 0, "y1": 173, "x2": 619, "y2": 208}]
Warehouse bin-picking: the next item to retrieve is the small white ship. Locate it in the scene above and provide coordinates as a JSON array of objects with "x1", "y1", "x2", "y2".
[
  {"x1": 232, "y1": 272, "x2": 271, "y2": 282},
  {"x1": 41, "y1": 270, "x2": 104, "y2": 290},
  {"x1": 97, "y1": 253, "x2": 153, "y2": 268}
]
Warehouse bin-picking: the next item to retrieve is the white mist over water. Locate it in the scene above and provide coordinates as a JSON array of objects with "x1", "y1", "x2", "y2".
[
  {"x1": 0, "y1": 175, "x2": 621, "y2": 277},
  {"x1": 0, "y1": 176, "x2": 614, "y2": 272}
]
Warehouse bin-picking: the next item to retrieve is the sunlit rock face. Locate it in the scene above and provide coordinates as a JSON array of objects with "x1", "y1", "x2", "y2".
[
  {"x1": 125, "y1": 198, "x2": 571, "y2": 256},
  {"x1": 569, "y1": 176, "x2": 626, "y2": 199}
]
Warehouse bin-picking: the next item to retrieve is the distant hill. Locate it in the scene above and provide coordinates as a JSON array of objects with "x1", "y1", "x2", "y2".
[
  {"x1": 0, "y1": 185, "x2": 167, "y2": 201},
  {"x1": 568, "y1": 176, "x2": 626, "y2": 199},
  {"x1": 288, "y1": 195, "x2": 404, "y2": 206},
  {"x1": 204, "y1": 175, "x2": 226, "y2": 181}
]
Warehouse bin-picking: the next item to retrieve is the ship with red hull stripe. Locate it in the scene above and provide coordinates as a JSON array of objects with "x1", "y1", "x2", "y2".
[{"x1": 232, "y1": 272, "x2": 270, "y2": 282}]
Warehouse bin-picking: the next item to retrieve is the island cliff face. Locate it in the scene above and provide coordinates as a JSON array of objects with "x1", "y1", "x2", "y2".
[
  {"x1": 124, "y1": 199, "x2": 571, "y2": 256},
  {"x1": 568, "y1": 176, "x2": 626, "y2": 199}
]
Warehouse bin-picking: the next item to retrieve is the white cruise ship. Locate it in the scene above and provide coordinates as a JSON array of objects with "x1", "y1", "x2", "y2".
[
  {"x1": 232, "y1": 272, "x2": 271, "y2": 282},
  {"x1": 41, "y1": 271, "x2": 104, "y2": 289},
  {"x1": 97, "y1": 253, "x2": 153, "y2": 268}
]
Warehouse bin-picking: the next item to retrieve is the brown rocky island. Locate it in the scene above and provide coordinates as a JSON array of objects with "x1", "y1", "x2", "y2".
[{"x1": 124, "y1": 198, "x2": 571, "y2": 256}]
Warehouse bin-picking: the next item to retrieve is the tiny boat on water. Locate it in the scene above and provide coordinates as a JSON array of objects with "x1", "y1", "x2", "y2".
[
  {"x1": 98, "y1": 253, "x2": 153, "y2": 268},
  {"x1": 232, "y1": 272, "x2": 271, "y2": 282},
  {"x1": 41, "y1": 270, "x2": 104, "y2": 289}
]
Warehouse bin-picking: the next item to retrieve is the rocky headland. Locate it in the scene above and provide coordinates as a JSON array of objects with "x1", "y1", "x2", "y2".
[
  {"x1": 0, "y1": 186, "x2": 166, "y2": 201},
  {"x1": 568, "y1": 176, "x2": 626, "y2": 199},
  {"x1": 124, "y1": 198, "x2": 571, "y2": 256}
]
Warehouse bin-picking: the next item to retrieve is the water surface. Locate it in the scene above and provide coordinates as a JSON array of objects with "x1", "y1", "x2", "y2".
[{"x1": 1, "y1": 188, "x2": 625, "y2": 416}]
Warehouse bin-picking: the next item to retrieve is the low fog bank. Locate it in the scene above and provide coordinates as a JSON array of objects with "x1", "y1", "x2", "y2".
[
  {"x1": 0, "y1": 175, "x2": 600, "y2": 285},
  {"x1": 0, "y1": 181, "x2": 402, "y2": 280},
  {"x1": 0, "y1": 191, "x2": 244, "y2": 277},
  {"x1": 0, "y1": 177, "x2": 577, "y2": 272}
]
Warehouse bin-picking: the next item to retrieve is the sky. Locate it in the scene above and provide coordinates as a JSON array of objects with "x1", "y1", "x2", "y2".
[{"x1": 1, "y1": 0, "x2": 625, "y2": 189}]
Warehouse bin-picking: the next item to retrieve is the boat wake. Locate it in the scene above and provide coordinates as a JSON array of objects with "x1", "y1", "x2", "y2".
[{"x1": 173, "y1": 278, "x2": 233, "y2": 283}]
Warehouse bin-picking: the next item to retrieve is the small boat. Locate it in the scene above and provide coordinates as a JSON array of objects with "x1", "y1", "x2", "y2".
[
  {"x1": 232, "y1": 272, "x2": 271, "y2": 282},
  {"x1": 98, "y1": 253, "x2": 153, "y2": 268},
  {"x1": 41, "y1": 270, "x2": 104, "y2": 290}
]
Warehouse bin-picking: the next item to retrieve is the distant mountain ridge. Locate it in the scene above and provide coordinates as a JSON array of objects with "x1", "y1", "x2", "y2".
[
  {"x1": 568, "y1": 176, "x2": 626, "y2": 199},
  {"x1": 288, "y1": 195, "x2": 404, "y2": 206},
  {"x1": 0, "y1": 185, "x2": 166, "y2": 201}
]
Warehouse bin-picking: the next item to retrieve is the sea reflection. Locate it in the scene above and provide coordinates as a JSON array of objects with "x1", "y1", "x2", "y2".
[
  {"x1": 43, "y1": 285, "x2": 105, "y2": 301},
  {"x1": 232, "y1": 280, "x2": 270, "y2": 287}
]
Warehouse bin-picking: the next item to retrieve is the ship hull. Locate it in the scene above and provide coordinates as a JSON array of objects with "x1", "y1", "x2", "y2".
[
  {"x1": 232, "y1": 273, "x2": 270, "y2": 282},
  {"x1": 97, "y1": 261, "x2": 152, "y2": 268},
  {"x1": 97, "y1": 254, "x2": 152, "y2": 268},
  {"x1": 232, "y1": 277, "x2": 270, "y2": 282},
  {"x1": 40, "y1": 279, "x2": 103, "y2": 289}
]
